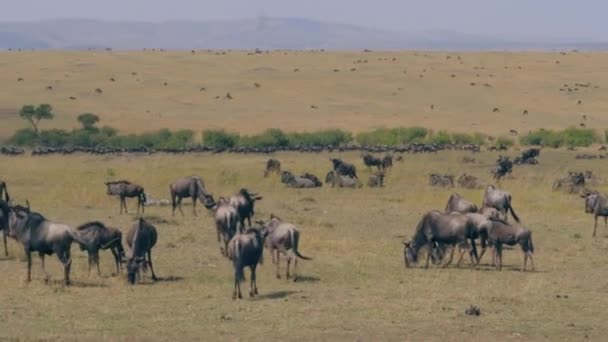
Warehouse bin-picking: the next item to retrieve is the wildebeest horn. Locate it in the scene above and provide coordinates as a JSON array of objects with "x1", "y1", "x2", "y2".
[{"x1": 26, "y1": 200, "x2": 30, "y2": 210}]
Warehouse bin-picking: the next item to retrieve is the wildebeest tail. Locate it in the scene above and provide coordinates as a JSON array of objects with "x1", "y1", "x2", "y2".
[
  {"x1": 527, "y1": 232, "x2": 534, "y2": 254},
  {"x1": 291, "y1": 229, "x2": 312, "y2": 260},
  {"x1": 3, "y1": 185, "x2": 8, "y2": 202},
  {"x1": 233, "y1": 240, "x2": 244, "y2": 281},
  {"x1": 140, "y1": 191, "x2": 147, "y2": 206}
]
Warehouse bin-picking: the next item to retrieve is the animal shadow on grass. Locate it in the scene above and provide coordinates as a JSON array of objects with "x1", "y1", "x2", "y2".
[
  {"x1": 62, "y1": 280, "x2": 108, "y2": 288},
  {"x1": 252, "y1": 290, "x2": 298, "y2": 301},
  {"x1": 294, "y1": 275, "x2": 321, "y2": 283},
  {"x1": 135, "y1": 275, "x2": 184, "y2": 285}
]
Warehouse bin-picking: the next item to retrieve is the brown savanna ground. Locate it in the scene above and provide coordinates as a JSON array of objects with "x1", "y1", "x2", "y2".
[
  {"x1": 1, "y1": 50, "x2": 608, "y2": 139},
  {"x1": 1, "y1": 51, "x2": 608, "y2": 341}
]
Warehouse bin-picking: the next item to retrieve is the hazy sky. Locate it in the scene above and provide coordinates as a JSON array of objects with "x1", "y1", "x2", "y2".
[{"x1": 2, "y1": 0, "x2": 605, "y2": 40}]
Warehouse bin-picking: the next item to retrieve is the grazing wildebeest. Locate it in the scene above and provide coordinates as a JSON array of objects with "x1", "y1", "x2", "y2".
[
  {"x1": 326, "y1": 171, "x2": 362, "y2": 188},
  {"x1": 170, "y1": 176, "x2": 213, "y2": 216},
  {"x1": 212, "y1": 197, "x2": 240, "y2": 256},
  {"x1": 0, "y1": 200, "x2": 9, "y2": 256},
  {"x1": 482, "y1": 185, "x2": 520, "y2": 223},
  {"x1": 403, "y1": 211, "x2": 478, "y2": 269},
  {"x1": 0, "y1": 180, "x2": 9, "y2": 202},
  {"x1": 126, "y1": 218, "x2": 158, "y2": 284},
  {"x1": 227, "y1": 227, "x2": 266, "y2": 299},
  {"x1": 368, "y1": 172, "x2": 385, "y2": 188},
  {"x1": 445, "y1": 193, "x2": 478, "y2": 214},
  {"x1": 582, "y1": 191, "x2": 608, "y2": 237},
  {"x1": 264, "y1": 158, "x2": 281, "y2": 177},
  {"x1": 75, "y1": 221, "x2": 125, "y2": 276},
  {"x1": 104, "y1": 180, "x2": 146, "y2": 215},
  {"x1": 362, "y1": 154, "x2": 383, "y2": 170},
  {"x1": 429, "y1": 174, "x2": 454, "y2": 187},
  {"x1": 281, "y1": 171, "x2": 319, "y2": 188},
  {"x1": 259, "y1": 215, "x2": 311, "y2": 281},
  {"x1": 329, "y1": 158, "x2": 358, "y2": 179},
  {"x1": 487, "y1": 218, "x2": 535, "y2": 271},
  {"x1": 7, "y1": 202, "x2": 91, "y2": 285},
  {"x1": 381, "y1": 154, "x2": 393, "y2": 170},
  {"x1": 230, "y1": 189, "x2": 262, "y2": 228}
]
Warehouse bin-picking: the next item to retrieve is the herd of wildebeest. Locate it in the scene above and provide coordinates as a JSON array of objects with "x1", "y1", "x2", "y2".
[{"x1": 1, "y1": 147, "x2": 608, "y2": 299}]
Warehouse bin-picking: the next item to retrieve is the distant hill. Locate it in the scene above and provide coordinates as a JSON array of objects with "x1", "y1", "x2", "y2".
[{"x1": 0, "y1": 18, "x2": 606, "y2": 50}]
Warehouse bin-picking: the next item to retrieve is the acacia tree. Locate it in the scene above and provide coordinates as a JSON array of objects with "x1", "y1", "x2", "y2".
[
  {"x1": 19, "y1": 104, "x2": 54, "y2": 134},
  {"x1": 77, "y1": 113, "x2": 100, "y2": 130}
]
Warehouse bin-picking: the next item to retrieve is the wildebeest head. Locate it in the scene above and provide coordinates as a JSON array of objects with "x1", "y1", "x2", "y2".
[
  {"x1": 127, "y1": 255, "x2": 146, "y2": 284},
  {"x1": 329, "y1": 158, "x2": 342, "y2": 170},
  {"x1": 7, "y1": 201, "x2": 31, "y2": 238},
  {"x1": 403, "y1": 241, "x2": 418, "y2": 268},
  {"x1": 584, "y1": 193, "x2": 599, "y2": 213}
]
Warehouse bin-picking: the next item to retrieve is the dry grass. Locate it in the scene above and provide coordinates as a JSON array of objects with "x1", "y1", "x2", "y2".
[
  {"x1": 1, "y1": 150, "x2": 608, "y2": 341},
  {"x1": 1, "y1": 50, "x2": 608, "y2": 139}
]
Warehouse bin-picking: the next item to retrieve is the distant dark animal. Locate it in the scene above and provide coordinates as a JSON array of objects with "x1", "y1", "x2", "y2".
[
  {"x1": 381, "y1": 154, "x2": 393, "y2": 170},
  {"x1": 482, "y1": 185, "x2": 520, "y2": 223},
  {"x1": 0, "y1": 200, "x2": 9, "y2": 256},
  {"x1": 169, "y1": 176, "x2": 214, "y2": 216},
  {"x1": 403, "y1": 211, "x2": 478, "y2": 268},
  {"x1": 326, "y1": 171, "x2": 362, "y2": 188},
  {"x1": 0, "y1": 180, "x2": 9, "y2": 202},
  {"x1": 281, "y1": 171, "x2": 319, "y2": 188},
  {"x1": 368, "y1": 172, "x2": 385, "y2": 188},
  {"x1": 212, "y1": 197, "x2": 240, "y2": 256},
  {"x1": 259, "y1": 215, "x2": 311, "y2": 281},
  {"x1": 229, "y1": 189, "x2": 262, "y2": 228},
  {"x1": 264, "y1": 158, "x2": 281, "y2": 177},
  {"x1": 487, "y1": 218, "x2": 535, "y2": 271},
  {"x1": 362, "y1": 154, "x2": 383, "y2": 170},
  {"x1": 429, "y1": 174, "x2": 454, "y2": 187},
  {"x1": 105, "y1": 180, "x2": 146, "y2": 215},
  {"x1": 75, "y1": 221, "x2": 125, "y2": 276},
  {"x1": 126, "y1": 218, "x2": 158, "y2": 284},
  {"x1": 582, "y1": 191, "x2": 608, "y2": 237},
  {"x1": 492, "y1": 156, "x2": 513, "y2": 180},
  {"x1": 445, "y1": 193, "x2": 478, "y2": 214},
  {"x1": 7, "y1": 202, "x2": 91, "y2": 285},
  {"x1": 227, "y1": 227, "x2": 266, "y2": 299},
  {"x1": 521, "y1": 148, "x2": 540, "y2": 160},
  {"x1": 329, "y1": 158, "x2": 358, "y2": 179}
]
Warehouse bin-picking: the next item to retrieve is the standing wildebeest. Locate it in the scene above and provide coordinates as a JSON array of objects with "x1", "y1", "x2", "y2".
[
  {"x1": 482, "y1": 185, "x2": 520, "y2": 223},
  {"x1": 362, "y1": 153, "x2": 383, "y2": 170},
  {"x1": 487, "y1": 218, "x2": 535, "y2": 271},
  {"x1": 259, "y1": 215, "x2": 311, "y2": 281},
  {"x1": 0, "y1": 180, "x2": 9, "y2": 202},
  {"x1": 170, "y1": 176, "x2": 213, "y2": 216},
  {"x1": 403, "y1": 211, "x2": 478, "y2": 268},
  {"x1": 213, "y1": 197, "x2": 240, "y2": 256},
  {"x1": 329, "y1": 158, "x2": 358, "y2": 179},
  {"x1": 381, "y1": 154, "x2": 393, "y2": 170},
  {"x1": 264, "y1": 158, "x2": 281, "y2": 177},
  {"x1": 445, "y1": 193, "x2": 478, "y2": 214},
  {"x1": 0, "y1": 200, "x2": 9, "y2": 256},
  {"x1": 105, "y1": 180, "x2": 146, "y2": 215},
  {"x1": 227, "y1": 227, "x2": 266, "y2": 299},
  {"x1": 326, "y1": 171, "x2": 362, "y2": 188},
  {"x1": 126, "y1": 218, "x2": 158, "y2": 284},
  {"x1": 75, "y1": 221, "x2": 125, "y2": 276},
  {"x1": 492, "y1": 155, "x2": 513, "y2": 180},
  {"x1": 229, "y1": 189, "x2": 262, "y2": 228},
  {"x1": 582, "y1": 191, "x2": 608, "y2": 237},
  {"x1": 7, "y1": 202, "x2": 91, "y2": 285}
]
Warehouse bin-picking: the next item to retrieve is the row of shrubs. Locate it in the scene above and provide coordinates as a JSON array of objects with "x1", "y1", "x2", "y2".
[{"x1": 5, "y1": 126, "x2": 603, "y2": 149}]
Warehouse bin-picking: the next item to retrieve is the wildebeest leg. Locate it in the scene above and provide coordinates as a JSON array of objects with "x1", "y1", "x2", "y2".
[
  {"x1": 3, "y1": 231, "x2": 8, "y2": 256},
  {"x1": 286, "y1": 256, "x2": 292, "y2": 279},
  {"x1": 122, "y1": 196, "x2": 128, "y2": 214},
  {"x1": 293, "y1": 253, "x2": 299, "y2": 282},
  {"x1": 522, "y1": 249, "x2": 528, "y2": 272},
  {"x1": 93, "y1": 250, "x2": 101, "y2": 277},
  {"x1": 61, "y1": 249, "x2": 72, "y2": 285},
  {"x1": 527, "y1": 252, "x2": 535, "y2": 271},
  {"x1": 252, "y1": 265, "x2": 258, "y2": 295},
  {"x1": 110, "y1": 247, "x2": 120, "y2": 274},
  {"x1": 25, "y1": 248, "x2": 32, "y2": 283},
  {"x1": 192, "y1": 197, "x2": 198, "y2": 216},
  {"x1": 495, "y1": 244, "x2": 503, "y2": 271},
  {"x1": 593, "y1": 215, "x2": 598, "y2": 237},
  {"x1": 39, "y1": 253, "x2": 49, "y2": 283},
  {"x1": 233, "y1": 268, "x2": 242, "y2": 300},
  {"x1": 424, "y1": 242, "x2": 433, "y2": 268},
  {"x1": 147, "y1": 251, "x2": 158, "y2": 281},
  {"x1": 455, "y1": 245, "x2": 466, "y2": 268},
  {"x1": 477, "y1": 247, "x2": 487, "y2": 265},
  {"x1": 442, "y1": 245, "x2": 456, "y2": 268},
  {"x1": 249, "y1": 264, "x2": 257, "y2": 297},
  {"x1": 275, "y1": 251, "x2": 281, "y2": 279}
]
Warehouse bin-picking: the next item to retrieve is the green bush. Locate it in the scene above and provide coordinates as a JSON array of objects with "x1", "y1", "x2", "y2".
[
  {"x1": 202, "y1": 129, "x2": 239, "y2": 148},
  {"x1": 494, "y1": 136, "x2": 514, "y2": 148},
  {"x1": 562, "y1": 128, "x2": 596, "y2": 147},
  {"x1": 452, "y1": 132, "x2": 486, "y2": 145},
  {"x1": 289, "y1": 129, "x2": 352, "y2": 147},
  {"x1": 356, "y1": 127, "x2": 428, "y2": 146},
  {"x1": 520, "y1": 128, "x2": 597, "y2": 148},
  {"x1": 8, "y1": 128, "x2": 38, "y2": 146},
  {"x1": 427, "y1": 130, "x2": 452, "y2": 145}
]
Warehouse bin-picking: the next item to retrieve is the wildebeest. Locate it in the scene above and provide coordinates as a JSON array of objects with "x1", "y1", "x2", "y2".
[
  {"x1": 0, "y1": 200, "x2": 9, "y2": 256},
  {"x1": 126, "y1": 218, "x2": 158, "y2": 284},
  {"x1": 170, "y1": 176, "x2": 213, "y2": 216},
  {"x1": 367, "y1": 172, "x2": 385, "y2": 187},
  {"x1": 326, "y1": 171, "x2": 362, "y2": 188},
  {"x1": 227, "y1": 227, "x2": 266, "y2": 299},
  {"x1": 329, "y1": 158, "x2": 358, "y2": 179},
  {"x1": 492, "y1": 156, "x2": 513, "y2": 180},
  {"x1": 264, "y1": 158, "x2": 281, "y2": 177},
  {"x1": 281, "y1": 171, "x2": 319, "y2": 188},
  {"x1": 362, "y1": 154, "x2": 383, "y2": 170},
  {"x1": 301, "y1": 173, "x2": 323, "y2": 187},
  {"x1": 429, "y1": 174, "x2": 454, "y2": 187},
  {"x1": 482, "y1": 185, "x2": 520, "y2": 223},
  {"x1": 0, "y1": 180, "x2": 9, "y2": 202},
  {"x1": 487, "y1": 218, "x2": 535, "y2": 271},
  {"x1": 7, "y1": 202, "x2": 91, "y2": 285},
  {"x1": 403, "y1": 211, "x2": 478, "y2": 268},
  {"x1": 258, "y1": 215, "x2": 311, "y2": 281},
  {"x1": 457, "y1": 173, "x2": 481, "y2": 189},
  {"x1": 229, "y1": 189, "x2": 262, "y2": 228},
  {"x1": 445, "y1": 193, "x2": 478, "y2": 214},
  {"x1": 582, "y1": 191, "x2": 608, "y2": 237},
  {"x1": 105, "y1": 180, "x2": 146, "y2": 215},
  {"x1": 212, "y1": 197, "x2": 240, "y2": 256},
  {"x1": 75, "y1": 221, "x2": 125, "y2": 276},
  {"x1": 381, "y1": 154, "x2": 393, "y2": 170},
  {"x1": 553, "y1": 171, "x2": 586, "y2": 193}
]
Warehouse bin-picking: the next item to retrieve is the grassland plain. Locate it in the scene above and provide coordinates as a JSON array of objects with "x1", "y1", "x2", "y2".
[
  {"x1": 1, "y1": 149, "x2": 608, "y2": 341},
  {"x1": 1, "y1": 50, "x2": 608, "y2": 140}
]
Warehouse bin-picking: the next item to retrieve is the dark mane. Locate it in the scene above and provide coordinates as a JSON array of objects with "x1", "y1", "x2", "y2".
[
  {"x1": 76, "y1": 221, "x2": 106, "y2": 231},
  {"x1": 107, "y1": 180, "x2": 132, "y2": 185}
]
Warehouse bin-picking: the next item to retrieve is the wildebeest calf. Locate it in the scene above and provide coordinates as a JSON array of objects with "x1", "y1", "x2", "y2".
[
  {"x1": 76, "y1": 221, "x2": 125, "y2": 276},
  {"x1": 105, "y1": 180, "x2": 146, "y2": 215},
  {"x1": 487, "y1": 218, "x2": 535, "y2": 271}
]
